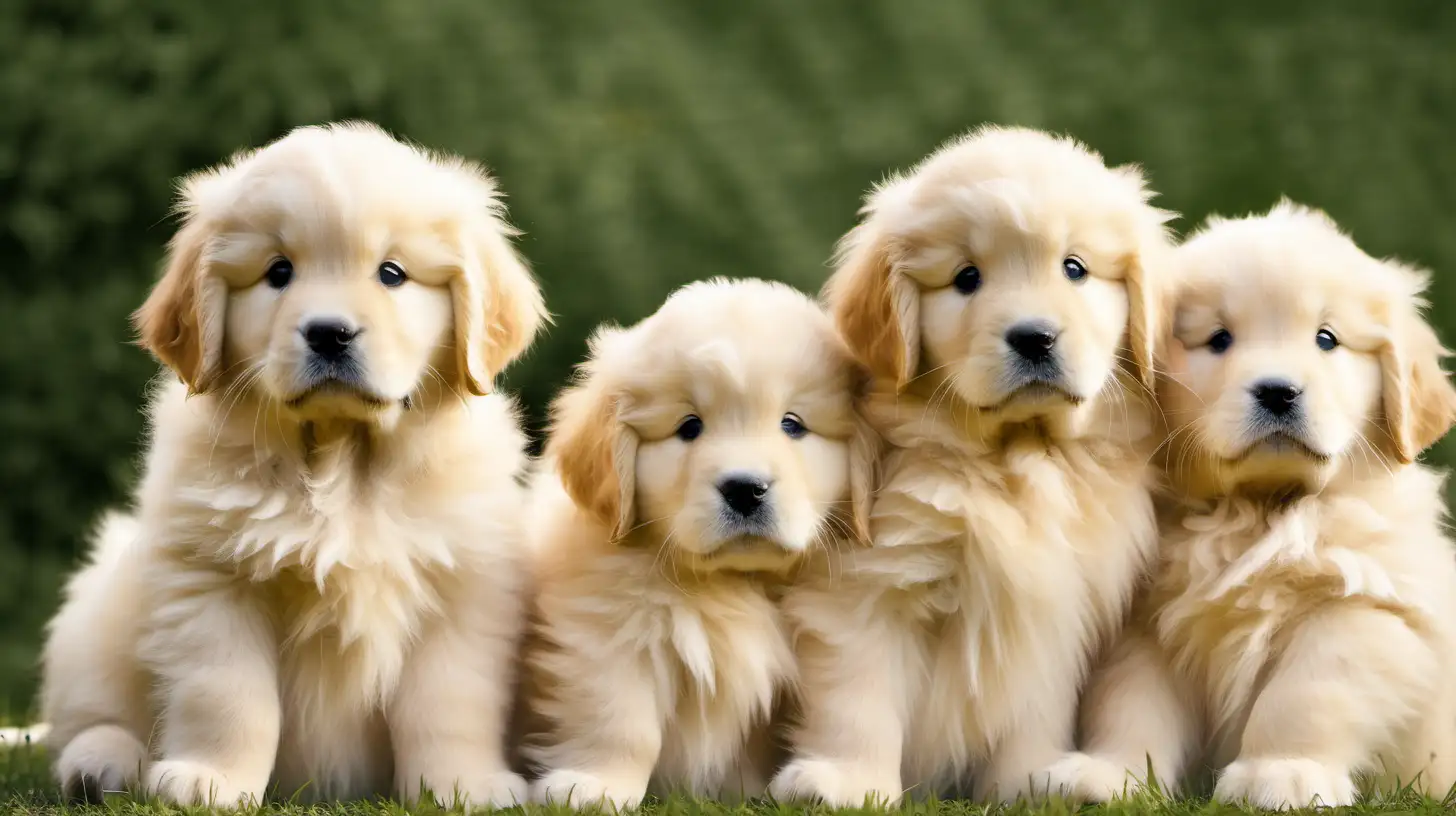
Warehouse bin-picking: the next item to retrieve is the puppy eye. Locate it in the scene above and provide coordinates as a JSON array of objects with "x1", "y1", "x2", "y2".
[
  {"x1": 1207, "y1": 328, "x2": 1234, "y2": 354},
  {"x1": 1316, "y1": 328, "x2": 1339, "y2": 352},
  {"x1": 265, "y1": 258, "x2": 294, "y2": 289},
  {"x1": 1063, "y1": 256, "x2": 1089, "y2": 282},
  {"x1": 780, "y1": 413, "x2": 809, "y2": 439},
  {"x1": 378, "y1": 261, "x2": 407, "y2": 288},
  {"x1": 953, "y1": 264, "x2": 982, "y2": 295},
  {"x1": 675, "y1": 415, "x2": 704, "y2": 442}
]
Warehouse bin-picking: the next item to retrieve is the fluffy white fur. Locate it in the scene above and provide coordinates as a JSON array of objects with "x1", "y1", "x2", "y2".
[
  {"x1": 1047, "y1": 202, "x2": 1456, "y2": 809},
  {"x1": 523, "y1": 279, "x2": 875, "y2": 808},
  {"x1": 769, "y1": 126, "x2": 1173, "y2": 804},
  {"x1": 40, "y1": 122, "x2": 548, "y2": 808}
]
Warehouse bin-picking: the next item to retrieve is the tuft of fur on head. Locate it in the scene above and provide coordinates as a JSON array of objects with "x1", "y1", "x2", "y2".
[
  {"x1": 133, "y1": 121, "x2": 549, "y2": 409},
  {"x1": 1163, "y1": 199, "x2": 1456, "y2": 498},
  {"x1": 543, "y1": 278, "x2": 878, "y2": 571},
  {"x1": 825, "y1": 125, "x2": 1173, "y2": 444}
]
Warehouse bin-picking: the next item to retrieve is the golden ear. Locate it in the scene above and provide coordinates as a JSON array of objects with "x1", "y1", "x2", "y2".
[
  {"x1": 453, "y1": 199, "x2": 550, "y2": 396},
  {"x1": 846, "y1": 369, "x2": 882, "y2": 544},
  {"x1": 824, "y1": 225, "x2": 919, "y2": 391},
  {"x1": 1381, "y1": 302, "x2": 1456, "y2": 464},
  {"x1": 132, "y1": 217, "x2": 226, "y2": 394},
  {"x1": 545, "y1": 332, "x2": 637, "y2": 539},
  {"x1": 1123, "y1": 247, "x2": 1162, "y2": 394}
]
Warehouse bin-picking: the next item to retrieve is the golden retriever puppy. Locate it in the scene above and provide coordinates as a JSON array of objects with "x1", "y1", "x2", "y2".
[
  {"x1": 40, "y1": 122, "x2": 547, "y2": 807},
  {"x1": 768, "y1": 126, "x2": 1173, "y2": 805},
  {"x1": 523, "y1": 278, "x2": 875, "y2": 808},
  {"x1": 1046, "y1": 202, "x2": 1456, "y2": 809}
]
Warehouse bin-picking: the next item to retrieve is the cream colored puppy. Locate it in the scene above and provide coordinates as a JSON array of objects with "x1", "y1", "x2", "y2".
[
  {"x1": 769, "y1": 126, "x2": 1172, "y2": 805},
  {"x1": 524, "y1": 278, "x2": 875, "y2": 809},
  {"x1": 1046, "y1": 202, "x2": 1456, "y2": 809},
  {"x1": 40, "y1": 122, "x2": 547, "y2": 807}
]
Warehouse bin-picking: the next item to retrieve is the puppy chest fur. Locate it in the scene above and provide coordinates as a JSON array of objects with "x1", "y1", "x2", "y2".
[
  {"x1": 898, "y1": 440, "x2": 1154, "y2": 779},
  {"x1": 1151, "y1": 467, "x2": 1456, "y2": 770},
  {"x1": 135, "y1": 386, "x2": 524, "y2": 799},
  {"x1": 528, "y1": 546, "x2": 795, "y2": 798}
]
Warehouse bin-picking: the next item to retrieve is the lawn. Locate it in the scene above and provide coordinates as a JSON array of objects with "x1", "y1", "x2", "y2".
[{"x1": 2, "y1": 739, "x2": 1453, "y2": 816}]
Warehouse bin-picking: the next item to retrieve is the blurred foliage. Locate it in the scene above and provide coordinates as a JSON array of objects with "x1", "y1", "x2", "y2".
[{"x1": 2, "y1": 0, "x2": 1455, "y2": 709}]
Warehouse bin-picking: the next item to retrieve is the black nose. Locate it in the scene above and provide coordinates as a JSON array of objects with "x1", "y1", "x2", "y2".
[
  {"x1": 1252, "y1": 379, "x2": 1302, "y2": 417},
  {"x1": 718, "y1": 475, "x2": 770, "y2": 518},
  {"x1": 302, "y1": 320, "x2": 358, "y2": 362},
  {"x1": 1005, "y1": 321, "x2": 1059, "y2": 363}
]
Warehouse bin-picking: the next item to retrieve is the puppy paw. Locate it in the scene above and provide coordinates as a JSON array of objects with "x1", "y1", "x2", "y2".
[
  {"x1": 1043, "y1": 752, "x2": 1142, "y2": 802},
  {"x1": 146, "y1": 759, "x2": 258, "y2": 808},
  {"x1": 1214, "y1": 757, "x2": 1355, "y2": 810},
  {"x1": 457, "y1": 770, "x2": 529, "y2": 809},
  {"x1": 400, "y1": 766, "x2": 528, "y2": 809},
  {"x1": 532, "y1": 769, "x2": 644, "y2": 809},
  {"x1": 769, "y1": 757, "x2": 902, "y2": 807},
  {"x1": 56, "y1": 724, "x2": 147, "y2": 803}
]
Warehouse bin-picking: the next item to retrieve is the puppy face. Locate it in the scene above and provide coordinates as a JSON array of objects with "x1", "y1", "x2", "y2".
[
  {"x1": 828, "y1": 127, "x2": 1172, "y2": 436},
  {"x1": 134, "y1": 122, "x2": 546, "y2": 425},
  {"x1": 1164, "y1": 202, "x2": 1456, "y2": 497},
  {"x1": 548, "y1": 279, "x2": 876, "y2": 573}
]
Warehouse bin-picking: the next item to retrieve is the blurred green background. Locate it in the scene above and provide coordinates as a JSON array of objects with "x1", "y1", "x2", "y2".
[{"x1": 2, "y1": 0, "x2": 1454, "y2": 712}]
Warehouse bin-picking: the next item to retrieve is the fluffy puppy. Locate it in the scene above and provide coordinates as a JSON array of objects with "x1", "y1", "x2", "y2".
[
  {"x1": 1047, "y1": 202, "x2": 1456, "y2": 809},
  {"x1": 769, "y1": 126, "x2": 1172, "y2": 805},
  {"x1": 523, "y1": 278, "x2": 875, "y2": 809},
  {"x1": 40, "y1": 122, "x2": 547, "y2": 807}
]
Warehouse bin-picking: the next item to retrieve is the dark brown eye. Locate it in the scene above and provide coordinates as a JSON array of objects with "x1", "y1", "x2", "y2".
[
  {"x1": 1207, "y1": 328, "x2": 1233, "y2": 354},
  {"x1": 1063, "y1": 256, "x2": 1088, "y2": 282},
  {"x1": 780, "y1": 413, "x2": 808, "y2": 439},
  {"x1": 676, "y1": 415, "x2": 703, "y2": 442},
  {"x1": 1316, "y1": 328, "x2": 1338, "y2": 352},
  {"x1": 953, "y1": 264, "x2": 981, "y2": 294},
  {"x1": 378, "y1": 261, "x2": 407, "y2": 288},
  {"x1": 265, "y1": 258, "x2": 293, "y2": 289}
]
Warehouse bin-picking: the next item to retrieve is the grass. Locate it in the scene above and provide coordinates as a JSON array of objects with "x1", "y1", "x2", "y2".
[{"x1": 3, "y1": 742, "x2": 1455, "y2": 816}]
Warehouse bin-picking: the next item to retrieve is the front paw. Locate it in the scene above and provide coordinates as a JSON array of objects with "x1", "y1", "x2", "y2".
[
  {"x1": 1215, "y1": 757, "x2": 1355, "y2": 810},
  {"x1": 146, "y1": 759, "x2": 259, "y2": 808},
  {"x1": 533, "y1": 769, "x2": 644, "y2": 809},
  {"x1": 411, "y1": 769, "x2": 527, "y2": 809},
  {"x1": 56, "y1": 724, "x2": 148, "y2": 803},
  {"x1": 769, "y1": 757, "x2": 902, "y2": 807},
  {"x1": 1043, "y1": 752, "x2": 1143, "y2": 802}
]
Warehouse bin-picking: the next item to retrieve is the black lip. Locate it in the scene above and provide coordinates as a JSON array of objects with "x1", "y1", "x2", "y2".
[
  {"x1": 1230, "y1": 431, "x2": 1330, "y2": 464},
  {"x1": 285, "y1": 378, "x2": 390, "y2": 409},
  {"x1": 980, "y1": 380, "x2": 1083, "y2": 411}
]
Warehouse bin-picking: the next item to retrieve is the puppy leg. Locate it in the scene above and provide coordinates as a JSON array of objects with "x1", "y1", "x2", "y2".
[
  {"x1": 1215, "y1": 604, "x2": 1435, "y2": 810},
  {"x1": 391, "y1": 584, "x2": 527, "y2": 809},
  {"x1": 1045, "y1": 626, "x2": 1201, "y2": 802},
  {"x1": 978, "y1": 674, "x2": 1078, "y2": 802},
  {"x1": 770, "y1": 591, "x2": 914, "y2": 807},
  {"x1": 41, "y1": 516, "x2": 152, "y2": 802},
  {"x1": 530, "y1": 645, "x2": 666, "y2": 808},
  {"x1": 142, "y1": 574, "x2": 280, "y2": 808}
]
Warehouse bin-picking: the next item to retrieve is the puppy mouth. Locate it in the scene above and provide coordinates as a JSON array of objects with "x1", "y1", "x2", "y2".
[
  {"x1": 980, "y1": 380, "x2": 1084, "y2": 411},
  {"x1": 285, "y1": 377, "x2": 395, "y2": 409},
  {"x1": 1229, "y1": 431, "x2": 1330, "y2": 464}
]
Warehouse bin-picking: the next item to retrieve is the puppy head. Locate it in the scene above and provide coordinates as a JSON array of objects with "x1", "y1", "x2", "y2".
[
  {"x1": 546, "y1": 279, "x2": 876, "y2": 573},
  {"x1": 1163, "y1": 201, "x2": 1456, "y2": 497},
  {"x1": 827, "y1": 126, "x2": 1172, "y2": 437},
  {"x1": 133, "y1": 122, "x2": 547, "y2": 425}
]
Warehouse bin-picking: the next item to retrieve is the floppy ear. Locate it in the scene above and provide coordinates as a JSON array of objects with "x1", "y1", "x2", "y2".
[
  {"x1": 1122, "y1": 246, "x2": 1162, "y2": 394},
  {"x1": 1380, "y1": 287, "x2": 1456, "y2": 463},
  {"x1": 846, "y1": 368, "x2": 882, "y2": 544},
  {"x1": 132, "y1": 212, "x2": 227, "y2": 394},
  {"x1": 824, "y1": 224, "x2": 920, "y2": 391},
  {"x1": 453, "y1": 196, "x2": 550, "y2": 396},
  {"x1": 545, "y1": 331, "x2": 638, "y2": 539}
]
